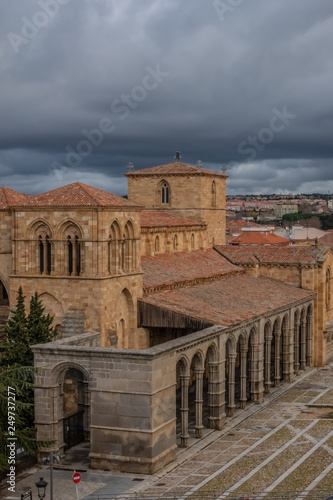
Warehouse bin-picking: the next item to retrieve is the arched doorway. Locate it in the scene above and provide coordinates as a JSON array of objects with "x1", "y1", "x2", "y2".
[
  {"x1": 61, "y1": 367, "x2": 90, "y2": 452},
  {"x1": 189, "y1": 353, "x2": 204, "y2": 438}
]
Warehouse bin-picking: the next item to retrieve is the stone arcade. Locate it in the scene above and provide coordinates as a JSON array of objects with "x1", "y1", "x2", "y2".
[{"x1": 0, "y1": 161, "x2": 332, "y2": 473}]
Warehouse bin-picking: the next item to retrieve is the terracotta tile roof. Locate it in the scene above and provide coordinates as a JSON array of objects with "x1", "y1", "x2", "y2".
[
  {"x1": 215, "y1": 245, "x2": 328, "y2": 265},
  {"x1": 126, "y1": 162, "x2": 227, "y2": 177},
  {"x1": 140, "y1": 210, "x2": 204, "y2": 228},
  {"x1": 0, "y1": 187, "x2": 30, "y2": 210},
  {"x1": 318, "y1": 231, "x2": 333, "y2": 248},
  {"x1": 142, "y1": 249, "x2": 242, "y2": 291},
  {"x1": 140, "y1": 275, "x2": 314, "y2": 327},
  {"x1": 0, "y1": 183, "x2": 140, "y2": 209},
  {"x1": 229, "y1": 232, "x2": 290, "y2": 246}
]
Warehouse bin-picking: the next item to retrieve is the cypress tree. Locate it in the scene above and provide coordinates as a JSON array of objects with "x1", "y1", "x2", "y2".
[
  {"x1": 0, "y1": 287, "x2": 31, "y2": 367},
  {"x1": 27, "y1": 292, "x2": 55, "y2": 346}
]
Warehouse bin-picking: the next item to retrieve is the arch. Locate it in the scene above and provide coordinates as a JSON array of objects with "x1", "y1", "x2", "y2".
[
  {"x1": 55, "y1": 220, "x2": 83, "y2": 276},
  {"x1": 38, "y1": 292, "x2": 64, "y2": 329},
  {"x1": 56, "y1": 219, "x2": 83, "y2": 240},
  {"x1": 109, "y1": 220, "x2": 121, "y2": 274},
  {"x1": 176, "y1": 355, "x2": 190, "y2": 376},
  {"x1": 124, "y1": 220, "x2": 135, "y2": 272},
  {"x1": 28, "y1": 220, "x2": 53, "y2": 275},
  {"x1": 155, "y1": 235, "x2": 160, "y2": 253},
  {"x1": 27, "y1": 218, "x2": 53, "y2": 239},
  {"x1": 211, "y1": 181, "x2": 216, "y2": 208},
  {"x1": 117, "y1": 288, "x2": 135, "y2": 348},
  {"x1": 49, "y1": 363, "x2": 91, "y2": 453},
  {"x1": 157, "y1": 179, "x2": 171, "y2": 206},
  {"x1": 189, "y1": 352, "x2": 205, "y2": 438},
  {"x1": 50, "y1": 360, "x2": 92, "y2": 386}
]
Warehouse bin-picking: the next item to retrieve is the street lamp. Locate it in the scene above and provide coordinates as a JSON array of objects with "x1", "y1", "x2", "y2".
[
  {"x1": 35, "y1": 477, "x2": 48, "y2": 500},
  {"x1": 42, "y1": 451, "x2": 60, "y2": 500}
]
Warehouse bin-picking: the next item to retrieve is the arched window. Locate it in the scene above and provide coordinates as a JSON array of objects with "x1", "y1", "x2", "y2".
[
  {"x1": 109, "y1": 221, "x2": 121, "y2": 274},
  {"x1": 191, "y1": 233, "x2": 195, "y2": 250},
  {"x1": 75, "y1": 236, "x2": 81, "y2": 276},
  {"x1": 212, "y1": 181, "x2": 216, "y2": 208},
  {"x1": 61, "y1": 222, "x2": 83, "y2": 276},
  {"x1": 124, "y1": 221, "x2": 135, "y2": 272},
  {"x1": 46, "y1": 236, "x2": 52, "y2": 275},
  {"x1": 173, "y1": 234, "x2": 178, "y2": 251},
  {"x1": 155, "y1": 235, "x2": 160, "y2": 253},
  {"x1": 162, "y1": 183, "x2": 169, "y2": 204},
  {"x1": 326, "y1": 268, "x2": 331, "y2": 310},
  {"x1": 67, "y1": 236, "x2": 73, "y2": 275},
  {"x1": 33, "y1": 222, "x2": 52, "y2": 274},
  {"x1": 39, "y1": 236, "x2": 44, "y2": 274}
]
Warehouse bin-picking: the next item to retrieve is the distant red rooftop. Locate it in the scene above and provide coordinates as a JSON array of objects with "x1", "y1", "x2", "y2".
[
  {"x1": 229, "y1": 232, "x2": 290, "y2": 246},
  {"x1": 126, "y1": 162, "x2": 227, "y2": 177}
]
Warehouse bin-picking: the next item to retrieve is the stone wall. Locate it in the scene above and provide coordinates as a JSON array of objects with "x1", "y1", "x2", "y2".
[
  {"x1": 128, "y1": 172, "x2": 226, "y2": 247},
  {"x1": 33, "y1": 294, "x2": 314, "y2": 474}
]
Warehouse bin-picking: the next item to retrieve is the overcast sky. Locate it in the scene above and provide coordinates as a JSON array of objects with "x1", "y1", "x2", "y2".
[{"x1": 1, "y1": 0, "x2": 333, "y2": 196}]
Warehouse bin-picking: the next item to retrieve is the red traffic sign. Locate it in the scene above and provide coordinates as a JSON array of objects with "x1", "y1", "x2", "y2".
[{"x1": 72, "y1": 472, "x2": 81, "y2": 484}]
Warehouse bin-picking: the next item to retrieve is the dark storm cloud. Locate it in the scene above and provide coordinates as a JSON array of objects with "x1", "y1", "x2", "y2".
[{"x1": 0, "y1": 0, "x2": 333, "y2": 195}]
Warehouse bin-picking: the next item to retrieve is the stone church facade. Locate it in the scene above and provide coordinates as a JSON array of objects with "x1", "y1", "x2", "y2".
[{"x1": 0, "y1": 161, "x2": 332, "y2": 473}]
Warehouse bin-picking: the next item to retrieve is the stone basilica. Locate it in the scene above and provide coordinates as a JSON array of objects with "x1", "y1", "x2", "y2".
[{"x1": 0, "y1": 161, "x2": 333, "y2": 473}]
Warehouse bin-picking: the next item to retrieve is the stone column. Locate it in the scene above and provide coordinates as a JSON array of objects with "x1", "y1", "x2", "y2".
[
  {"x1": 274, "y1": 333, "x2": 281, "y2": 387},
  {"x1": 306, "y1": 314, "x2": 313, "y2": 367},
  {"x1": 284, "y1": 325, "x2": 295, "y2": 383},
  {"x1": 294, "y1": 319, "x2": 300, "y2": 375},
  {"x1": 300, "y1": 320, "x2": 307, "y2": 370},
  {"x1": 240, "y1": 346, "x2": 247, "y2": 409},
  {"x1": 195, "y1": 369, "x2": 204, "y2": 438},
  {"x1": 228, "y1": 354, "x2": 236, "y2": 417},
  {"x1": 249, "y1": 340, "x2": 264, "y2": 403},
  {"x1": 207, "y1": 360, "x2": 225, "y2": 429},
  {"x1": 180, "y1": 375, "x2": 189, "y2": 447},
  {"x1": 264, "y1": 336, "x2": 272, "y2": 393}
]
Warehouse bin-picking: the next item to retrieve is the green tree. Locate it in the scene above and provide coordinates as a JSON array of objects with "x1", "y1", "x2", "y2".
[
  {"x1": 0, "y1": 290, "x2": 55, "y2": 470},
  {"x1": 0, "y1": 287, "x2": 31, "y2": 368},
  {"x1": 27, "y1": 292, "x2": 55, "y2": 346},
  {"x1": 0, "y1": 366, "x2": 37, "y2": 473}
]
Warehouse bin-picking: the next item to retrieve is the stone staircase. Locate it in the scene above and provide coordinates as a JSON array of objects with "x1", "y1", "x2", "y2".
[{"x1": 62, "y1": 308, "x2": 85, "y2": 338}]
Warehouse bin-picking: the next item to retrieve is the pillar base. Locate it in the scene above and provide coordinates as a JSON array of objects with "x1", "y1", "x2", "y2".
[{"x1": 90, "y1": 445, "x2": 177, "y2": 474}]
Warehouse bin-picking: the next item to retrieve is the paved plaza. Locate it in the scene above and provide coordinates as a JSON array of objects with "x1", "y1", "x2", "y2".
[{"x1": 3, "y1": 365, "x2": 333, "y2": 500}]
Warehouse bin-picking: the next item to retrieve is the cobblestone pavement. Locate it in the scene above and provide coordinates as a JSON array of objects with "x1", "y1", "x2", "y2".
[
  {"x1": 3, "y1": 366, "x2": 333, "y2": 500},
  {"x1": 132, "y1": 365, "x2": 333, "y2": 500}
]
